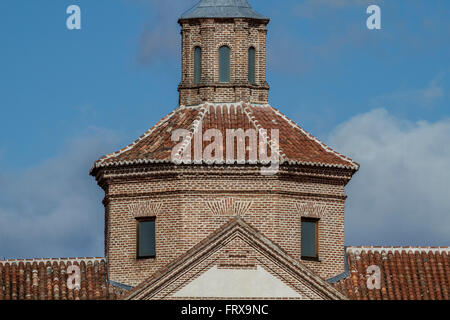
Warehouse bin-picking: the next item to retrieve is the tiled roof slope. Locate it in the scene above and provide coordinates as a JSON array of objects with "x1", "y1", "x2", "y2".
[
  {"x1": 334, "y1": 247, "x2": 450, "y2": 300},
  {"x1": 92, "y1": 102, "x2": 358, "y2": 172},
  {"x1": 0, "y1": 258, "x2": 125, "y2": 300}
]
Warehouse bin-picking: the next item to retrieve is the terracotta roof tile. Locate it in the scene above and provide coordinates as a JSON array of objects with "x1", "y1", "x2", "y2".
[
  {"x1": 334, "y1": 247, "x2": 450, "y2": 300},
  {"x1": 91, "y1": 102, "x2": 359, "y2": 173},
  {"x1": 0, "y1": 258, "x2": 125, "y2": 300}
]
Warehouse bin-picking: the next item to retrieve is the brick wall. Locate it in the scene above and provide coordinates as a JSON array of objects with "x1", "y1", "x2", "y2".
[
  {"x1": 178, "y1": 18, "x2": 270, "y2": 106},
  {"x1": 97, "y1": 164, "x2": 352, "y2": 287},
  {"x1": 144, "y1": 234, "x2": 328, "y2": 300}
]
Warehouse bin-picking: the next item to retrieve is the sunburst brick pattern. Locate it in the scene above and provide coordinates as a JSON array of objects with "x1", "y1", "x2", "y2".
[
  {"x1": 295, "y1": 201, "x2": 327, "y2": 219},
  {"x1": 128, "y1": 202, "x2": 163, "y2": 218},
  {"x1": 206, "y1": 198, "x2": 253, "y2": 216}
]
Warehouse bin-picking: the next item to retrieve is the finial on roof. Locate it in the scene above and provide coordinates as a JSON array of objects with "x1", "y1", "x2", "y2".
[{"x1": 180, "y1": 0, "x2": 268, "y2": 21}]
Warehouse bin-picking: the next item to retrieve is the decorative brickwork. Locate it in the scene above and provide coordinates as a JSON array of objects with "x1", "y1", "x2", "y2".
[
  {"x1": 128, "y1": 201, "x2": 163, "y2": 218},
  {"x1": 217, "y1": 238, "x2": 256, "y2": 270},
  {"x1": 206, "y1": 197, "x2": 253, "y2": 216},
  {"x1": 295, "y1": 201, "x2": 328, "y2": 219},
  {"x1": 124, "y1": 218, "x2": 347, "y2": 300}
]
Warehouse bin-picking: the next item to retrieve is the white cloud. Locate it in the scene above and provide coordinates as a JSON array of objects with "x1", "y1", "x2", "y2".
[
  {"x1": 328, "y1": 108, "x2": 450, "y2": 246},
  {"x1": 372, "y1": 74, "x2": 445, "y2": 108},
  {"x1": 0, "y1": 128, "x2": 121, "y2": 259}
]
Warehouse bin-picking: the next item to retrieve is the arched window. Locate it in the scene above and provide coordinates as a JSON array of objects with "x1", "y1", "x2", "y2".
[
  {"x1": 219, "y1": 46, "x2": 230, "y2": 83},
  {"x1": 248, "y1": 47, "x2": 256, "y2": 84},
  {"x1": 194, "y1": 46, "x2": 202, "y2": 84}
]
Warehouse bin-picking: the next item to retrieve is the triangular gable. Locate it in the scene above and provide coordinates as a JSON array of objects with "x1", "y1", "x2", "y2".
[
  {"x1": 173, "y1": 265, "x2": 302, "y2": 298},
  {"x1": 124, "y1": 217, "x2": 347, "y2": 300}
]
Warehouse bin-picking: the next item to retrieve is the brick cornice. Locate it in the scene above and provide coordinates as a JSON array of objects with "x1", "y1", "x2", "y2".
[
  {"x1": 102, "y1": 189, "x2": 347, "y2": 206},
  {"x1": 178, "y1": 82, "x2": 270, "y2": 90},
  {"x1": 94, "y1": 163, "x2": 354, "y2": 185}
]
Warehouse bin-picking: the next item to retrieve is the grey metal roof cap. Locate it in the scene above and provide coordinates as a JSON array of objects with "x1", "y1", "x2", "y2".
[{"x1": 180, "y1": 0, "x2": 268, "y2": 21}]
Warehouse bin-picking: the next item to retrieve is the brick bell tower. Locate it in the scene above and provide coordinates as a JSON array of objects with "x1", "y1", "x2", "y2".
[
  {"x1": 178, "y1": 0, "x2": 270, "y2": 105},
  {"x1": 91, "y1": 0, "x2": 359, "y2": 293}
]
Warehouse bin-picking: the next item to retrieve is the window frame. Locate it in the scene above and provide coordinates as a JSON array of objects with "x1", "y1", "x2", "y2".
[
  {"x1": 194, "y1": 46, "x2": 202, "y2": 84},
  {"x1": 218, "y1": 45, "x2": 231, "y2": 83},
  {"x1": 301, "y1": 217, "x2": 319, "y2": 261},
  {"x1": 136, "y1": 217, "x2": 156, "y2": 260}
]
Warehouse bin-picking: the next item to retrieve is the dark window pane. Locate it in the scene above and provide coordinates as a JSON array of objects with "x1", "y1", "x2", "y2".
[
  {"x1": 301, "y1": 220, "x2": 317, "y2": 258},
  {"x1": 138, "y1": 220, "x2": 155, "y2": 258},
  {"x1": 248, "y1": 47, "x2": 255, "y2": 84},
  {"x1": 219, "y1": 46, "x2": 230, "y2": 83},
  {"x1": 194, "y1": 46, "x2": 202, "y2": 84}
]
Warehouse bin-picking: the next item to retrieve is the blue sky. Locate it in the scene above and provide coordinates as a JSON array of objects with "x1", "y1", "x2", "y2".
[{"x1": 0, "y1": 0, "x2": 449, "y2": 259}]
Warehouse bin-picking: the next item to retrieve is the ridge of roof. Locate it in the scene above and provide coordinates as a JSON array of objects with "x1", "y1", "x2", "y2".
[
  {"x1": 242, "y1": 104, "x2": 287, "y2": 163},
  {"x1": 171, "y1": 103, "x2": 210, "y2": 164},
  {"x1": 347, "y1": 246, "x2": 450, "y2": 254},
  {"x1": 0, "y1": 257, "x2": 104, "y2": 265}
]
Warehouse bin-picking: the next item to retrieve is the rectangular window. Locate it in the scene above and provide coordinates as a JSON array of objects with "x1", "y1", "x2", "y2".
[
  {"x1": 194, "y1": 46, "x2": 202, "y2": 84},
  {"x1": 301, "y1": 218, "x2": 318, "y2": 260},
  {"x1": 137, "y1": 218, "x2": 156, "y2": 259},
  {"x1": 219, "y1": 46, "x2": 230, "y2": 83},
  {"x1": 248, "y1": 47, "x2": 256, "y2": 84}
]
